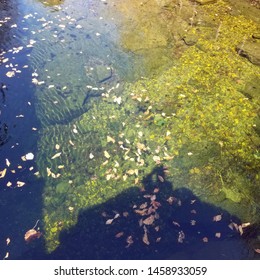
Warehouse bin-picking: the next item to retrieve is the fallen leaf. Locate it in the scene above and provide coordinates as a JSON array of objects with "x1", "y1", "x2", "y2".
[
  {"x1": 6, "y1": 238, "x2": 11, "y2": 246},
  {"x1": 24, "y1": 229, "x2": 41, "y2": 243},
  {"x1": 104, "y1": 150, "x2": 110, "y2": 159},
  {"x1": 213, "y1": 214, "x2": 222, "y2": 222},
  {"x1": 178, "y1": 231, "x2": 185, "y2": 243},
  {"x1": 6, "y1": 71, "x2": 15, "y2": 77},
  {"x1": 115, "y1": 232, "x2": 124, "y2": 238},
  {"x1": 105, "y1": 218, "x2": 114, "y2": 225},
  {"x1": 202, "y1": 237, "x2": 208, "y2": 243},
  {"x1": 143, "y1": 215, "x2": 155, "y2": 225},
  {"x1": 17, "y1": 181, "x2": 26, "y2": 187},
  {"x1": 6, "y1": 182, "x2": 12, "y2": 187},
  {"x1": 69, "y1": 140, "x2": 75, "y2": 146},
  {"x1": 158, "y1": 175, "x2": 164, "y2": 182},
  {"x1": 25, "y1": 152, "x2": 34, "y2": 160},
  {"x1": 3, "y1": 252, "x2": 9, "y2": 259},
  {"x1": 51, "y1": 152, "x2": 61, "y2": 159},
  {"x1": 142, "y1": 231, "x2": 150, "y2": 245},
  {"x1": 0, "y1": 168, "x2": 7, "y2": 178},
  {"x1": 215, "y1": 232, "x2": 221, "y2": 238},
  {"x1": 173, "y1": 221, "x2": 181, "y2": 227},
  {"x1": 55, "y1": 144, "x2": 60, "y2": 150},
  {"x1": 241, "y1": 222, "x2": 251, "y2": 228},
  {"x1": 107, "y1": 136, "x2": 115, "y2": 143},
  {"x1": 126, "y1": 236, "x2": 134, "y2": 248},
  {"x1": 5, "y1": 159, "x2": 11, "y2": 167},
  {"x1": 254, "y1": 248, "x2": 260, "y2": 254}
]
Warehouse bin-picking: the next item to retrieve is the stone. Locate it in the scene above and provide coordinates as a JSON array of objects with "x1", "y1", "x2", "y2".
[{"x1": 236, "y1": 41, "x2": 260, "y2": 66}]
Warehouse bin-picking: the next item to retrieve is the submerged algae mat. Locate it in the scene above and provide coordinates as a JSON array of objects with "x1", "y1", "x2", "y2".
[{"x1": 32, "y1": 0, "x2": 260, "y2": 253}]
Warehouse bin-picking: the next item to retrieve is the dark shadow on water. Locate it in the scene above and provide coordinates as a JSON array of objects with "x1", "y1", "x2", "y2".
[{"x1": 23, "y1": 166, "x2": 259, "y2": 260}]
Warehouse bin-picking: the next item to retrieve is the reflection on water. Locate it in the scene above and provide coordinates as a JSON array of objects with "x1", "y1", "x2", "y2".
[{"x1": 0, "y1": 0, "x2": 260, "y2": 259}]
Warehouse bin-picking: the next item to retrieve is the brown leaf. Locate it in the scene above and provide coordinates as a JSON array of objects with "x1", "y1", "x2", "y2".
[
  {"x1": 134, "y1": 209, "x2": 148, "y2": 216},
  {"x1": 213, "y1": 214, "x2": 222, "y2": 222},
  {"x1": 24, "y1": 229, "x2": 41, "y2": 243},
  {"x1": 139, "y1": 202, "x2": 148, "y2": 209},
  {"x1": 142, "y1": 231, "x2": 150, "y2": 245},
  {"x1": 143, "y1": 215, "x2": 155, "y2": 225},
  {"x1": 115, "y1": 232, "x2": 124, "y2": 238}
]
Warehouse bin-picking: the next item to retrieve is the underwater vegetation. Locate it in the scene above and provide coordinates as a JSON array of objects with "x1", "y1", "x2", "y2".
[{"x1": 30, "y1": 0, "x2": 260, "y2": 252}]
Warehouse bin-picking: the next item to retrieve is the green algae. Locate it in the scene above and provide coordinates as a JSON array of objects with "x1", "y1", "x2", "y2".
[{"x1": 34, "y1": 0, "x2": 260, "y2": 252}]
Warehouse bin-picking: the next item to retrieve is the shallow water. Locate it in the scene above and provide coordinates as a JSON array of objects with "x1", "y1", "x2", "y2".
[{"x1": 0, "y1": 0, "x2": 259, "y2": 259}]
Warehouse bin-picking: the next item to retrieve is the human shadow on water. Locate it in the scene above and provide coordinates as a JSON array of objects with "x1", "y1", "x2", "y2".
[{"x1": 36, "y1": 166, "x2": 257, "y2": 260}]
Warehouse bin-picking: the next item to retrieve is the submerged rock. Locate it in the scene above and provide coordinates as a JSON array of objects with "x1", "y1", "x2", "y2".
[{"x1": 237, "y1": 41, "x2": 260, "y2": 66}]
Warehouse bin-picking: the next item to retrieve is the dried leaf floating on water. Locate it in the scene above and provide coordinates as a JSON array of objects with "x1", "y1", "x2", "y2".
[
  {"x1": 17, "y1": 181, "x2": 26, "y2": 187},
  {"x1": 158, "y1": 175, "x2": 164, "y2": 182},
  {"x1": 142, "y1": 231, "x2": 150, "y2": 245},
  {"x1": 24, "y1": 220, "x2": 41, "y2": 243},
  {"x1": 213, "y1": 214, "x2": 222, "y2": 222},
  {"x1": 6, "y1": 71, "x2": 15, "y2": 78},
  {"x1": 6, "y1": 238, "x2": 11, "y2": 246},
  {"x1": 254, "y1": 249, "x2": 260, "y2": 254},
  {"x1": 3, "y1": 252, "x2": 9, "y2": 259},
  {"x1": 51, "y1": 152, "x2": 62, "y2": 159},
  {"x1": 115, "y1": 232, "x2": 124, "y2": 238},
  {"x1": 6, "y1": 182, "x2": 12, "y2": 187},
  {"x1": 24, "y1": 229, "x2": 41, "y2": 243},
  {"x1": 5, "y1": 159, "x2": 11, "y2": 167},
  {"x1": 25, "y1": 152, "x2": 34, "y2": 160},
  {"x1": 126, "y1": 236, "x2": 134, "y2": 248},
  {"x1": 105, "y1": 218, "x2": 114, "y2": 225},
  {"x1": 178, "y1": 231, "x2": 185, "y2": 243},
  {"x1": 202, "y1": 237, "x2": 208, "y2": 243},
  {"x1": 143, "y1": 215, "x2": 155, "y2": 226},
  {"x1": 0, "y1": 168, "x2": 7, "y2": 178}
]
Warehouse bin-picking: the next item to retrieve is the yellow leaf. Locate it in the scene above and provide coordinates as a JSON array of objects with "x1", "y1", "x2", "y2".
[
  {"x1": 107, "y1": 136, "x2": 115, "y2": 143},
  {"x1": 0, "y1": 168, "x2": 7, "y2": 178},
  {"x1": 104, "y1": 150, "x2": 110, "y2": 159},
  {"x1": 51, "y1": 152, "x2": 61, "y2": 159},
  {"x1": 17, "y1": 181, "x2": 26, "y2": 187}
]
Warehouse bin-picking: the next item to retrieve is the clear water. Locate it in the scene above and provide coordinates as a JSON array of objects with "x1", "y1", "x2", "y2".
[{"x1": 0, "y1": 0, "x2": 259, "y2": 259}]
